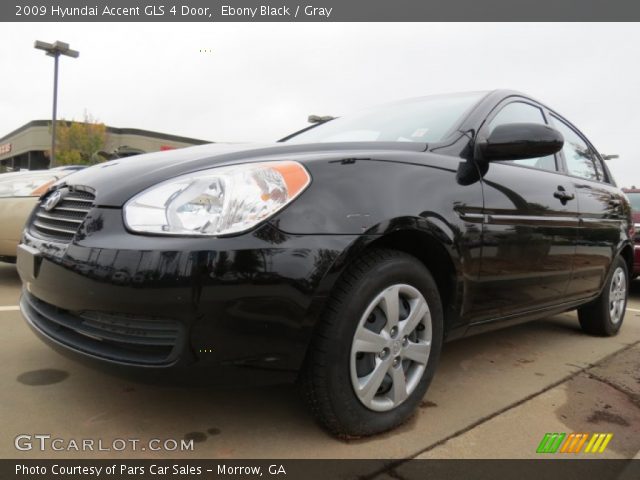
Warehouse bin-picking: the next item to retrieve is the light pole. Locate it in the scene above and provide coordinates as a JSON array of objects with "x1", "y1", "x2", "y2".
[{"x1": 34, "y1": 40, "x2": 79, "y2": 168}]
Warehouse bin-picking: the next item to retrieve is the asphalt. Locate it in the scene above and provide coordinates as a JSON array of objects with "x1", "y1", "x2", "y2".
[{"x1": 1, "y1": 262, "x2": 639, "y2": 465}]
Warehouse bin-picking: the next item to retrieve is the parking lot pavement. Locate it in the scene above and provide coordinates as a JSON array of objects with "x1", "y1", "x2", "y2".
[
  {"x1": 1, "y1": 261, "x2": 639, "y2": 462},
  {"x1": 414, "y1": 343, "x2": 640, "y2": 460}
]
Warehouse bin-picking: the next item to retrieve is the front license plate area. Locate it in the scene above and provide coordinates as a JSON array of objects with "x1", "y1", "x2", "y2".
[{"x1": 17, "y1": 243, "x2": 42, "y2": 281}]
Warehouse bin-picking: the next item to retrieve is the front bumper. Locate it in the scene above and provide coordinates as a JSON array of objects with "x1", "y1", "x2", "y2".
[{"x1": 17, "y1": 207, "x2": 360, "y2": 383}]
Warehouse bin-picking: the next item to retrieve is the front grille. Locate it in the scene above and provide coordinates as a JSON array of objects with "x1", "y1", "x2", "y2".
[
  {"x1": 22, "y1": 292, "x2": 183, "y2": 365},
  {"x1": 31, "y1": 188, "x2": 95, "y2": 242}
]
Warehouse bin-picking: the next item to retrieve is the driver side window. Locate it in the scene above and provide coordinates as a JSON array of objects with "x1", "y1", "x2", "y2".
[{"x1": 488, "y1": 102, "x2": 557, "y2": 172}]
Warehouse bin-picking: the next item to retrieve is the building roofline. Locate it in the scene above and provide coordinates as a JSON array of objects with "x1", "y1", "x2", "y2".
[{"x1": 0, "y1": 120, "x2": 211, "y2": 145}]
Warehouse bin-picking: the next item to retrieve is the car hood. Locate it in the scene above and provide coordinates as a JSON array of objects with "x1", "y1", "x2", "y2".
[{"x1": 53, "y1": 141, "x2": 428, "y2": 207}]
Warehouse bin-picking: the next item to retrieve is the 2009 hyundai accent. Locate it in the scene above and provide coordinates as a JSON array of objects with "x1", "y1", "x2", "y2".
[{"x1": 17, "y1": 90, "x2": 633, "y2": 437}]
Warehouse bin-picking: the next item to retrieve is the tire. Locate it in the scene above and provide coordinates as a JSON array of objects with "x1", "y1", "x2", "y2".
[
  {"x1": 299, "y1": 248, "x2": 444, "y2": 438},
  {"x1": 578, "y1": 255, "x2": 628, "y2": 336}
]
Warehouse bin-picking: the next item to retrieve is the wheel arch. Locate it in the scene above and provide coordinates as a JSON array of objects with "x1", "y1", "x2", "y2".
[
  {"x1": 314, "y1": 220, "x2": 465, "y2": 340},
  {"x1": 619, "y1": 242, "x2": 634, "y2": 278},
  {"x1": 364, "y1": 230, "x2": 459, "y2": 320}
]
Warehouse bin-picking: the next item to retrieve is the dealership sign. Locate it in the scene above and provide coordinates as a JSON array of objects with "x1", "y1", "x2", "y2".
[{"x1": 0, "y1": 143, "x2": 11, "y2": 155}]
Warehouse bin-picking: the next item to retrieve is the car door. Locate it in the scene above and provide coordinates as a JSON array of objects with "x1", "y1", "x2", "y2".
[
  {"x1": 471, "y1": 100, "x2": 579, "y2": 321},
  {"x1": 550, "y1": 114, "x2": 627, "y2": 301}
]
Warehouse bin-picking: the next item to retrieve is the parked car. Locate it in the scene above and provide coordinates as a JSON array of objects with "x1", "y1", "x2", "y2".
[
  {"x1": 16, "y1": 90, "x2": 633, "y2": 437},
  {"x1": 0, "y1": 167, "x2": 83, "y2": 263},
  {"x1": 622, "y1": 187, "x2": 640, "y2": 278}
]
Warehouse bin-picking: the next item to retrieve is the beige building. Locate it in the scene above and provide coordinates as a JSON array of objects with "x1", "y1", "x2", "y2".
[{"x1": 0, "y1": 120, "x2": 209, "y2": 171}]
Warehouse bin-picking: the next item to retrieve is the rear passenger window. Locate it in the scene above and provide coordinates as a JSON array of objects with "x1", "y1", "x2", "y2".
[
  {"x1": 488, "y1": 102, "x2": 557, "y2": 171},
  {"x1": 552, "y1": 117, "x2": 603, "y2": 182}
]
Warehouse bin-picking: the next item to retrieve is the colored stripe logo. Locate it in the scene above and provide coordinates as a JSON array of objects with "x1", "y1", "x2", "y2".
[{"x1": 537, "y1": 433, "x2": 613, "y2": 454}]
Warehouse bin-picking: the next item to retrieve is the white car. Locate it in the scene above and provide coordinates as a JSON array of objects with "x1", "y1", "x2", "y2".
[{"x1": 0, "y1": 167, "x2": 82, "y2": 262}]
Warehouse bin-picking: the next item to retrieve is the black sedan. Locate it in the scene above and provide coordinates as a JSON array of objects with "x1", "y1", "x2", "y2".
[{"x1": 17, "y1": 90, "x2": 633, "y2": 437}]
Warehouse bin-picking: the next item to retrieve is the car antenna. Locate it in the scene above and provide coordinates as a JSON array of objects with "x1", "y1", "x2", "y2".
[{"x1": 308, "y1": 115, "x2": 335, "y2": 124}]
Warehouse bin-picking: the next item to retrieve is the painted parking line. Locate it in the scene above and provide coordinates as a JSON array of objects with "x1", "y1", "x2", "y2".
[
  {"x1": 0, "y1": 306, "x2": 20, "y2": 312},
  {"x1": 627, "y1": 308, "x2": 640, "y2": 313}
]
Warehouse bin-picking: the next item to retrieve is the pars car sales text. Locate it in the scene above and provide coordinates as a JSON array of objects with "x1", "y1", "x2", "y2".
[
  {"x1": 16, "y1": 464, "x2": 287, "y2": 476},
  {"x1": 16, "y1": 464, "x2": 202, "y2": 476}
]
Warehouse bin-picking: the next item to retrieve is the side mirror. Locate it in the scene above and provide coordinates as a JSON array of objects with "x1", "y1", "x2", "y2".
[{"x1": 477, "y1": 122, "x2": 564, "y2": 162}]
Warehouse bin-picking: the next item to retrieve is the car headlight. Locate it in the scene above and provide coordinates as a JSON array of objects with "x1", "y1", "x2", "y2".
[
  {"x1": 0, "y1": 172, "x2": 59, "y2": 198},
  {"x1": 124, "y1": 161, "x2": 311, "y2": 236}
]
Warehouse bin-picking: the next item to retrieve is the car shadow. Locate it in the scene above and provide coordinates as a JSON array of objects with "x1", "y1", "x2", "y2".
[{"x1": 0, "y1": 263, "x2": 20, "y2": 288}]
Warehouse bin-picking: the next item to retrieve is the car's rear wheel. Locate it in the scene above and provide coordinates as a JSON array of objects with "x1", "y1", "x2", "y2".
[
  {"x1": 299, "y1": 249, "x2": 443, "y2": 438},
  {"x1": 578, "y1": 255, "x2": 628, "y2": 336}
]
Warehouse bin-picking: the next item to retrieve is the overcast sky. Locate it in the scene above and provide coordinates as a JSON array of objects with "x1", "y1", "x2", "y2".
[{"x1": 1, "y1": 23, "x2": 639, "y2": 185}]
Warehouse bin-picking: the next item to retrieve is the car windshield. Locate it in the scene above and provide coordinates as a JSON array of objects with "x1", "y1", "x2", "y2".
[
  {"x1": 284, "y1": 92, "x2": 486, "y2": 144},
  {"x1": 627, "y1": 192, "x2": 640, "y2": 210}
]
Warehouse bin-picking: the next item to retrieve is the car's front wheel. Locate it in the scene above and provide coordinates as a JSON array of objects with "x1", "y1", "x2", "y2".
[{"x1": 300, "y1": 249, "x2": 443, "y2": 437}]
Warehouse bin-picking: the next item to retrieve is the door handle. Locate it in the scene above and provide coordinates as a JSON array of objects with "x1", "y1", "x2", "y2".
[{"x1": 553, "y1": 188, "x2": 575, "y2": 202}]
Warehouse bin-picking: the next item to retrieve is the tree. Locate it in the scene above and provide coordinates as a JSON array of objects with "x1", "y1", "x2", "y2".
[{"x1": 53, "y1": 113, "x2": 107, "y2": 165}]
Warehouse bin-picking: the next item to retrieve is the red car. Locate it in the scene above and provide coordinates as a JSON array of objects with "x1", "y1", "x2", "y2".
[{"x1": 623, "y1": 187, "x2": 640, "y2": 278}]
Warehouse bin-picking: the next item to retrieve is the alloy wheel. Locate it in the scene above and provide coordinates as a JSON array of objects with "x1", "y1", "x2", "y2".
[
  {"x1": 350, "y1": 284, "x2": 432, "y2": 412},
  {"x1": 609, "y1": 266, "x2": 627, "y2": 325}
]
